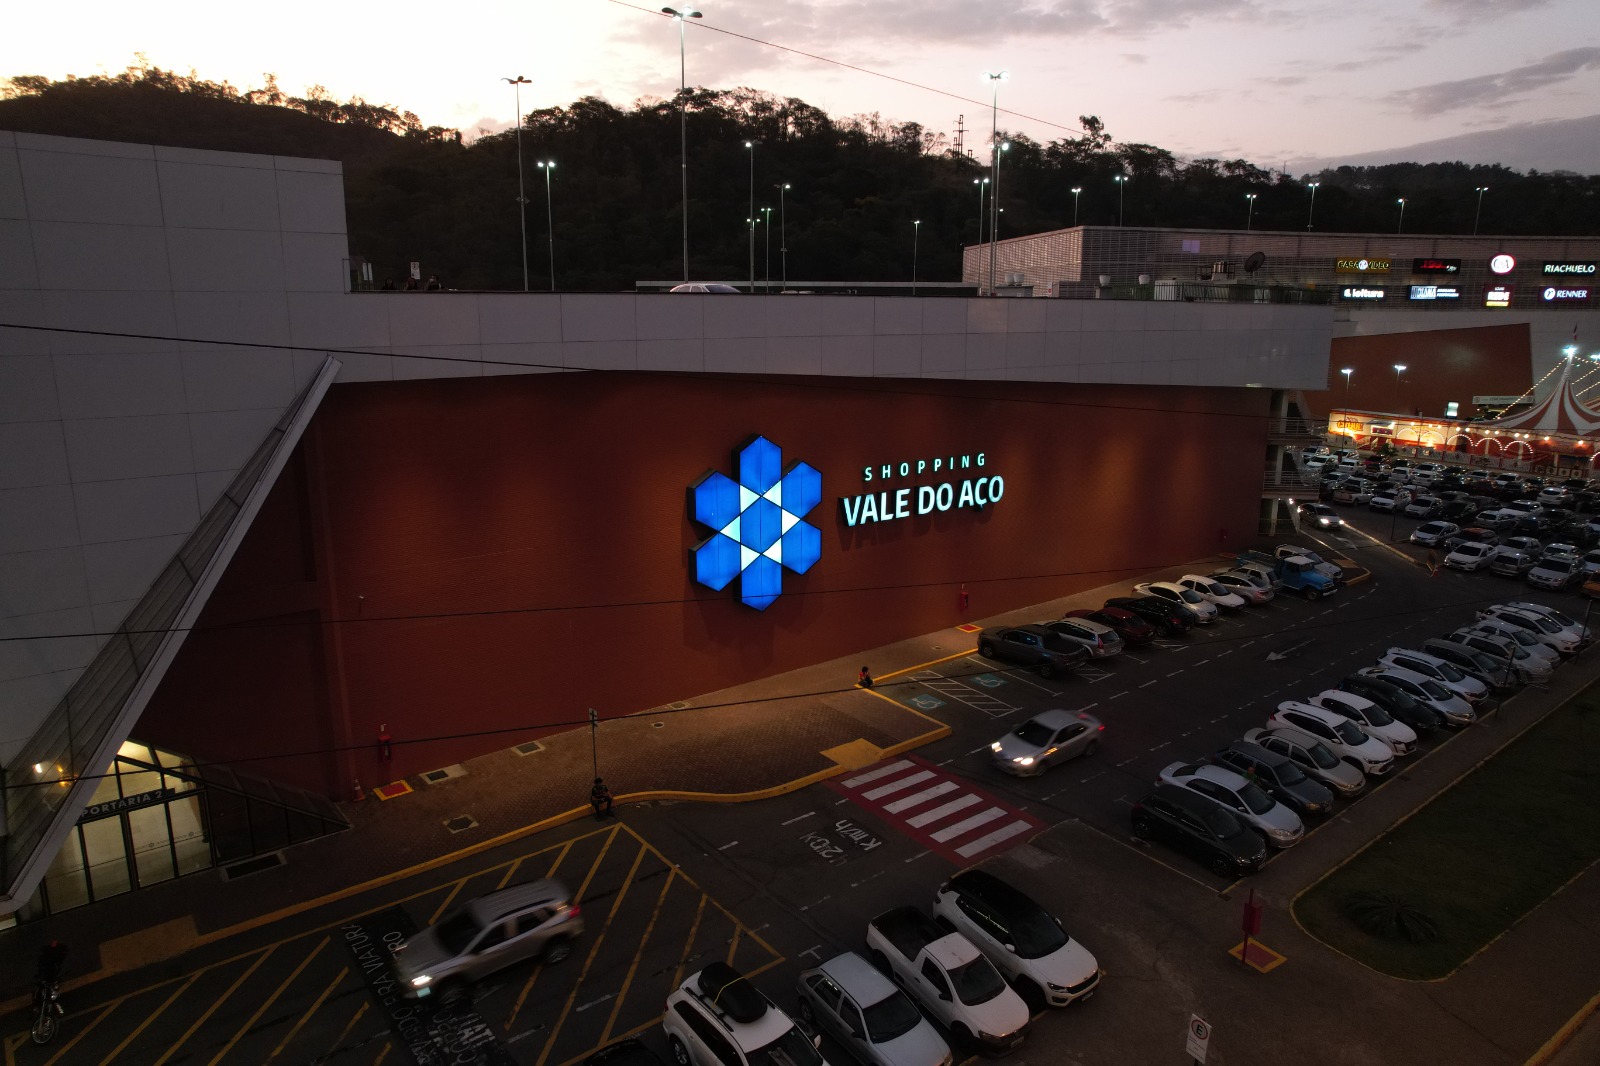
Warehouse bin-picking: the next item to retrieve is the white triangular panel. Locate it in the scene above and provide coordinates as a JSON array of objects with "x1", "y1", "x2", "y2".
[
  {"x1": 780, "y1": 510, "x2": 799, "y2": 533},
  {"x1": 740, "y1": 545, "x2": 758, "y2": 570},
  {"x1": 764, "y1": 483, "x2": 783, "y2": 506},
  {"x1": 739, "y1": 486, "x2": 758, "y2": 510},
  {"x1": 720, "y1": 516, "x2": 741, "y2": 541},
  {"x1": 763, "y1": 542, "x2": 783, "y2": 564}
]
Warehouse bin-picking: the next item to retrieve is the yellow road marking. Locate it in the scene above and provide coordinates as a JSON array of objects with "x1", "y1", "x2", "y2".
[
  {"x1": 541, "y1": 839, "x2": 576, "y2": 881},
  {"x1": 323, "y1": 1001, "x2": 369, "y2": 1062},
  {"x1": 575, "y1": 824, "x2": 622, "y2": 904},
  {"x1": 507, "y1": 826, "x2": 621, "y2": 1030},
  {"x1": 495, "y1": 855, "x2": 528, "y2": 890},
  {"x1": 535, "y1": 841, "x2": 652, "y2": 1066},
  {"x1": 725, "y1": 925, "x2": 742, "y2": 966},
  {"x1": 98, "y1": 975, "x2": 198, "y2": 1065},
  {"x1": 428, "y1": 880, "x2": 468, "y2": 925},
  {"x1": 628, "y1": 826, "x2": 783, "y2": 961},
  {"x1": 672, "y1": 893, "x2": 709, "y2": 992},
  {"x1": 152, "y1": 947, "x2": 276, "y2": 1066},
  {"x1": 1527, "y1": 984, "x2": 1600, "y2": 1065},
  {"x1": 373, "y1": 1039, "x2": 392, "y2": 1063},
  {"x1": 42, "y1": 1000, "x2": 119, "y2": 1066},
  {"x1": 600, "y1": 868, "x2": 677, "y2": 1044},
  {"x1": 266, "y1": 965, "x2": 349, "y2": 1063},
  {"x1": 1228, "y1": 939, "x2": 1288, "y2": 973},
  {"x1": 208, "y1": 936, "x2": 330, "y2": 1065}
]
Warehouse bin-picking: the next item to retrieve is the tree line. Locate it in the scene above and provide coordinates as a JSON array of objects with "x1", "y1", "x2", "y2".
[{"x1": 3, "y1": 63, "x2": 1597, "y2": 292}]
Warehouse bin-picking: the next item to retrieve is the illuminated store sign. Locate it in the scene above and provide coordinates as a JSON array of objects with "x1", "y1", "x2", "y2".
[
  {"x1": 1542, "y1": 286, "x2": 1590, "y2": 302},
  {"x1": 1412, "y1": 258, "x2": 1461, "y2": 275},
  {"x1": 1484, "y1": 285, "x2": 1514, "y2": 308},
  {"x1": 1335, "y1": 257, "x2": 1391, "y2": 273},
  {"x1": 689, "y1": 436, "x2": 821, "y2": 610},
  {"x1": 1489, "y1": 254, "x2": 1516, "y2": 275},
  {"x1": 1409, "y1": 285, "x2": 1460, "y2": 301},
  {"x1": 843, "y1": 453, "x2": 1002, "y2": 527},
  {"x1": 1543, "y1": 262, "x2": 1596, "y2": 275},
  {"x1": 1340, "y1": 286, "x2": 1385, "y2": 300}
]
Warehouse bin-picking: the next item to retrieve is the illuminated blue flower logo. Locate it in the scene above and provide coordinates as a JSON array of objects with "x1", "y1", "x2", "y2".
[{"x1": 690, "y1": 436, "x2": 822, "y2": 610}]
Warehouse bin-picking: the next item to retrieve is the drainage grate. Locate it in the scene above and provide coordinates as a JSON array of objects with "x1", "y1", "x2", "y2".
[
  {"x1": 443, "y1": 815, "x2": 478, "y2": 834},
  {"x1": 420, "y1": 764, "x2": 466, "y2": 785},
  {"x1": 219, "y1": 852, "x2": 286, "y2": 881},
  {"x1": 513, "y1": 740, "x2": 546, "y2": 757},
  {"x1": 667, "y1": 701, "x2": 690, "y2": 710},
  {"x1": 652, "y1": 722, "x2": 665, "y2": 729}
]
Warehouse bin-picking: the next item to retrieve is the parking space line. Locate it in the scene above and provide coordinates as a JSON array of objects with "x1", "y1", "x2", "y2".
[
  {"x1": 428, "y1": 878, "x2": 468, "y2": 924},
  {"x1": 44, "y1": 1001, "x2": 120, "y2": 1066},
  {"x1": 266, "y1": 966, "x2": 348, "y2": 1063},
  {"x1": 600, "y1": 869, "x2": 678, "y2": 1045},
  {"x1": 97, "y1": 973, "x2": 197, "y2": 1065},
  {"x1": 152, "y1": 947, "x2": 277, "y2": 1066},
  {"x1": 495, "y1": 855, "x2": 530, "y2": 890},
  {"x1": 1108, "y1": 691, "x2": 1128, "y2": 699},
  {"x1": 209, "y1": 936, "x2": 331, "y2": 1066},
  {"x1": 1140, "y1": 680, "x2": 1158, "y2": 688},
  {"x1": 780, "y1": 811, "x2": 816, "y2": 826},
  {"x1": 671, "y1": 894, "x2": 710, "y2": 992},
  {"x1": 321, "y1": 1001, "x2": 370, "y2": 1064},
  {"x1": 954, "y1": 820, "x2": 1033, "y2": 858}
]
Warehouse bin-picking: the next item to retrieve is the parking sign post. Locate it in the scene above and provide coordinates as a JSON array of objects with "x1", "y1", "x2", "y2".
[
  {"x1": 589, "y1": 708, "x2": 599, "y2": 779},
  {"x1": 1185, "y1": 1014, "x2": 1211, "y2": 1063}
]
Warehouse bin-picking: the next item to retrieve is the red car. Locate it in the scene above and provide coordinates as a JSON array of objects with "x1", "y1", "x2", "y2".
[{"x1": 1063, "y1": 606, "x2": 1155, "y2": 647}]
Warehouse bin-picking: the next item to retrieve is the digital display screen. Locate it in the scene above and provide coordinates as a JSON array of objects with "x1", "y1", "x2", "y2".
[{"x1": 1412, "y1": 258, "x2": 1461, "y2": 274}]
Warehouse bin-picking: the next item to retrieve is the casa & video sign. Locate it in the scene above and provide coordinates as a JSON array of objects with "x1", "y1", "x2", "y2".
[
  {"x1": 1335, "y1": 257, "x2": 1391, "y2": 273},
  {"x1": 843, "y1": 452, "x2": 1002, "y2": 527},
  {"x1": 1543, "y1": 262, "x2": 1596, "y2": 276}
]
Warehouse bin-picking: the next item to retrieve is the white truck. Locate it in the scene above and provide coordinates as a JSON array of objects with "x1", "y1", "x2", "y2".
[{"x1": 865, "y1": 906, "x2": 1030, "y2": 1055}]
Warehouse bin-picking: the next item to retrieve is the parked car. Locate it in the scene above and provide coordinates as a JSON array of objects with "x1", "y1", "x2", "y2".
[
  {"x1": 1489, "y1": 547, "x2": 1536, "y2": 578},
  {"x1": 1265, "y1": 702, "x2": 1394, "y2": 777},
  {"x1": 1335, "y1": 674, "x2": 1444, "y2": 733},
  {"x1": 1062, "y1": 606, "x2": 1154, "y2": 646},
  {"x1": 1444, "y1": 541, "x2": 1497, "y2": 572},
  {"x1": 1420, "y1": 637, "x2": 1519, "y2": 690},
  {"x1": 797, "y1": 953, "x2": 950, "y2": 1066},
  {"x1": 1243, "y1": 728, "x2": 1365, "y2": 797},
  {"x1": 1353, "y1": 667, "x2": 1476, "y2": 727},
  {"x1": 1043, "y1": 618, "x2": 1124, "y2": 658},
  {"x1": 1472, "y1": 510, "x2": 1519, "y2": 533},
  {"x1": 1177, "y1": 574, "x2": 1247, "y2": 611},
  {"x1": 1475, "y1": 605, "x2": 1584, "y2": 655},
  {"x1": 976, "y1": 625, "x2": 1089, "y2": 678},
  {"x1": 1209, "y1": 570, "x2": 1274, "y2": 604},
  {"x1": 1133, "y1": 582, "x2": 1219, "y2": 624},
  {"x1": 1231, "y1": 559, "x2": 1285, "y2": 592},
  {"x1": 1501, "y1": 535, "x2": 1544, "y2": 556},
  {"x1": 1377, "y1": 648, "x2": 1489, "y2": 703},
  {"x1": 991, "y1": 710, "x2": 1104, "y2": 776},
  {"x1": 1156, "y1": 761, "x2": 1305, "y2": 848},
  {"x1": 391, "y1": 880, "x2": 584, "y2": 999},
  {"x1": 1104, "y1": 596, "x2": 1195, "y2": 637},
  {"x1": 1527, "y1": 554, "x2": 1584, "y2": 591},
  {"x1": 1409, "y1": 521, "x2": 1460, "y2": 547},
  {"x1": 1459, "y1": 618, "x2": 1564, "y2": 669},
  {"x1": 667, "y1": 963, "x2": 827, "y2": 1066},
  {"x1": 1274, "y1": 545, "x2": 1344, "y2": 582},
  {"x1": 932, "y1": 870, "x2": 1101, "y2": 1008},
  {"x1": 669, "y1": 282, "x2": 744, "y2": 293},
  {"x1": 1129, "y1": 784, "x2": 1267, "y2": 877},
  {"x1": 1210, "y1": 739, "x2": 1335, "y2": 817},
  {"x1": 1402, "y1": 495, "x2": 1441, "y2": 518},
  {"x1": 1503, "y1": 600, "x2": 1591, "y2": 639},
  {"x1": 1307, "y1": 689, "x2": 1418, "y2": 755},
  {"x1": 1542, "y1": 542, "x2": 1582, "y2": 559},
  {"x1": 1299, "y1": 502, "x2": 1345, "y2": 529},
  {"x1": 1446, "y1": 628, "x2": 1554, "y2": 682}
]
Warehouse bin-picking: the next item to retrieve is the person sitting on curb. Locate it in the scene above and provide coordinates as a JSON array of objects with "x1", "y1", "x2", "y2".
[
  {"x1": 590, "y1": 777, "x2": 614, "y2": 818},
  {"x1": 857, "y1": 666, "x2": 874, "y2": 689}
]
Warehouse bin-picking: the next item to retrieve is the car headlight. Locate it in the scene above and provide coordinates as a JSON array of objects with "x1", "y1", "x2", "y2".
[
  {"x1": 1268, "y1": 826, "x2": 1297, "y2": 840},
  {"x1": 411, "y1": 974, "x2": 433, "y2": 988},
  {"x1": 1014, "y1": 756, "x2": 1035, "y2": 766},
  {"x1": 1303, "y1": 801, "x2": 1327, "y2": 812},
  {"x1": 991, "y1": 742, "x2": 1003, "y2": 753}
]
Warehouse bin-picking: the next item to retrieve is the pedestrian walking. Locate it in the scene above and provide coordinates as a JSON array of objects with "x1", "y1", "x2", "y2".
[
  {"x1": 589, "y1": 777, "x2": 614, "y2": 818},
  {"x1": 1427, "y1": 549, "x2": 1440, "y2": 577},
  {"x1": 857, "y1": 666, "x2": 874, "y2": 689}
]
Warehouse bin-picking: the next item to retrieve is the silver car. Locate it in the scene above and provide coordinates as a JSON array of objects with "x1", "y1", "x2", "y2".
[
  {"x1": 1244, "y1": 727, "x2": 1365, "y2": 797},
  {"x1": 392, "y1": 879, "x2": 583, "y2": 998},
  {"x1": 1043, "y1": 617, "x2": 1124, "y2": 658},
  {"x1": 798, "y1": 952, "x2": 951, "y2": 1066},
  {"x1": 992, "y1": 709, "x2": 1104, "y2": 776},
  {"x1": 1157, "y1": 761, "x2": 1305, "y2": 847}
]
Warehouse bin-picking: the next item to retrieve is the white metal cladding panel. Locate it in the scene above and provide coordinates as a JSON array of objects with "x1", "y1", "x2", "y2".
[
  {"x1": 81, "y1": 534, "x2": 188, "y2": 603},
  {"x1": 156, "y1": 156, "x2": 283, "y2": 231}
]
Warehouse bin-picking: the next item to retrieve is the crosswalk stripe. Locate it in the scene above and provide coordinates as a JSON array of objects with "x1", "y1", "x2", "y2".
[
  {"x1": 931, "y1": 806, "x2": 1005, "y2": 842},
  {"x1": 954, "y1": 820, "x2": 1033, "y2": 857},
  {"x1": 863, "y1": 770, "x2": 935, "y2": 801},
  {"x1": 842, "y1": 760, "x2": 913, "y2": 789},
  {"x1": 906, "y1": 794, "x2": 980, "y2": 828},
  {"x1": 884, "y1": 781, "x2": 959, "y2": 814}
]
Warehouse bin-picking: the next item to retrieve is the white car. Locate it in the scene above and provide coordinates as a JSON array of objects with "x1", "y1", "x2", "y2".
[
  {"x1": 1307, "y1": 689, "x2": 1419, "y2": 755},
  {"x1": 1231, "y1": 560, "x2": 1284, "y2": 592},
  {"x1": 1243, "y1": 728, "x2": 1366, "y2": 797},
  {"x1": 1402, "y1": 495, "x2": 1441, "y2": 518},
  {"x1": 1266, "y1": 702, "x2": 1394, "y2": 777},
  {"x1": 932, "y1": 870, "x2": 1101, "y2": 1008},
  {"x1": 1476, "y1": 605, "x2": 1583, "y2": 655},
  {"x1": 797, "y1": 953, "x2": 950, "y2": 1066},
  {"x1": 1444, "y1": 542, "x2": 1496, "y2": 571},
  {"x1": 1410, "y1": 521, "x2": 1460, "y2": 547},
  {"x1": 1580, "y1": 549, "x2": 1600, "y2": 576},
  {"x1": 666, "y1": 964, "x2": 828, "y2": 1066},
  {"x1": 1275, "y1": 545, "x2": 1343, "y2": 582},
  {"x1": 1044, "y1": 618, "x2": 1124, "y2": 658},
  {"x1": 1378, "y1": 648, "x2": 1488, "y2": 704},
  {"x1": 1134, "y1": 582, "x2": 1219, "y2": 623},
  {"x1": 1178, "y1": 574, "x2": 1247, "y2": 611},
  {"x1": 1210, "y1": 570, "x2": 1274, "y2": 604},
  {"x1": 1156, "y1": 761, "x2": 1304, "y2": 848},
  {"x1": 1447, "y1": 628, "x2": 1555, "y2": 681},
  {"x1": 1459, "y1": 619, "x2": 1564, "y2": 670},
  {"x1": 1503, "y1": 601, "x2": 1592, "y2": 643},
  {"x1": 1527, "y1": 554, "x2": 1582, "y2": 591},
  {"x1": 1354, "y1": 667, "x2": 1476, "y2": 727}
]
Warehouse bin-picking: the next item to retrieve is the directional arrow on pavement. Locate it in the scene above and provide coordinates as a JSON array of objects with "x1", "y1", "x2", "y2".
[{"x1": 1265, "y1": 638, "x2": 1317, "y2": 662}]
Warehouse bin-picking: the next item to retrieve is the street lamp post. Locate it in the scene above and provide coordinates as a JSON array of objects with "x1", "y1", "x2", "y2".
[
  {"x1": 1394, "y1": 362, "x2": 1407, "y2": 394},
  {"x1": 1396, "y1": 197, "x2": 1407, "y2": 234},
  {"x1": 537, "y1": 161, "x2": 556, "y2": 290},
  {"x1": 1114, "y1": 174, "x2": 1128, "y2": 227},
  {"x1": 1306, "y1": 182, "x2": 1320, "y2": 230},
  {"x1": 1473, "y1": 186, "x2": 1489, "y2": 235},
  {"x1": 761, "y1": 206, "x2": 772, "y2": 292},
  {"x1": 776, "y1": 183, "x2": 791, "y2": 291},
  {"x1": 1341, "y1": 367, "x2": 1353, "y2": 396},
  {"x1": 1071, "y1": 186, "x2": 1081, "y2": 227},
  {"x1": 744, "y1": 140, "x2": 755, "y2": 291},
  {"x1": 912, "y1": 220, "x2": 921, "y2": 295},
  {"x1": 974, "y1": 178, "x2": 988, "y2": 248},
  {"x1": 1245, "y1": 193, "x2": 1257, "y2": 232},
  {"x1": 502, "y1": 76, "x2": 531, "y2": 292},
  {"x1": 663, "y1": 6, "x2": 702, "y2": 284},
  {"x1": 983, "y1": 70, "x2": 1007, "y2": 295}
]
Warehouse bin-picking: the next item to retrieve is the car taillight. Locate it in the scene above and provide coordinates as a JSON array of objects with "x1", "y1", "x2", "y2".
[{"x1": 567, "y1": 904, "x2": 581, "y2": 918}]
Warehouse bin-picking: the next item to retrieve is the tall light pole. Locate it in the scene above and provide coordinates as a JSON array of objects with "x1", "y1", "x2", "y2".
[
  {"x1": 912, "y1": 220, "x2": 921, "y2": 296},
  {"x1": 777, "y1": 182, "x2": 791, "y2": 291},
  {"x1": 1071, "y1": 186, "x2": 1081, "y2": 226},
  {"x1": 537, "y1": 161, "x2": 556, "y2": 291},
  {"x1": 1306, "y1": 181, "x2": 1320, "y2": 230},
  {"x1": 503, "y1": 76, "x2": 531, "y2": 292},
  {"x1": 1396, "y1": 197, "x2": 1407, "y2": 235},
  {"x1": 761, "y1": 206, "x2": 772, "y2": 292},
  {"x1": 1341, "y1": 367, "x2": 1353, "y2": 398},
  {"x1": 663, "y1": 6, "x2": 702, "y2": 284},
  {"x1": 1245, "y1": 193, "x2": 1257, "y2": 232},
  {"x1": 1114, "y1": 174, "x2": 1128, "y2": 227},
  {"x1": 1473, "y1": 185, "x2": 1489, "y2": 235},
  {"x1": 983, "y1": 70, "x2": 1008, "y2": 294},
  {"x1": 974, "y1": 177, "x2": 988, "y2": 247},
  {"x1": 744, "y1": 140, "x2": 755, "y2": 292}
]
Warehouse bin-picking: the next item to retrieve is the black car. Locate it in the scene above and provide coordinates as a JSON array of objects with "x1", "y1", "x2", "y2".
[
  {"x1": 1337, "y1": 674, "x2": 1443, "y2": 732},
  {"x1": 976, "y1": 624, "x2": 1089, "y2": 678},
  {"x1": 1104, "y1": 595, "x2": 1195, "y2": 637},
  {"x1": 1130, "y1": 784, "x2": 1266, "y2": 877},
  {"x1": 1210, "y1": 740, "x2": 1335, "y2": 818},
  {"x1": 1438, "y1": 499, "x2": 1476, "y2": 521}
]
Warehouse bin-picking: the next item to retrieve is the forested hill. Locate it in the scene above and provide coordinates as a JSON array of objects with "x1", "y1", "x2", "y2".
[{"x1": 4, "y1": 65, "x2": 1596, "y2": 292}]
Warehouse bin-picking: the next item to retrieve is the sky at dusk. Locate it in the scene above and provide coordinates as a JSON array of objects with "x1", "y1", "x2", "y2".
[{"x1": 6, "y1": 0, "x2": 1599, "y2": 169}]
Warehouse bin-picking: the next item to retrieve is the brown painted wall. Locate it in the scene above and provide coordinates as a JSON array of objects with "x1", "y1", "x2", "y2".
[
  {"x1": 138, "y1": 372, "x2": 1269, "y2": 794},
  {"x1": 1304, "y1": 323, "x2": 1531, "y2": 419}
]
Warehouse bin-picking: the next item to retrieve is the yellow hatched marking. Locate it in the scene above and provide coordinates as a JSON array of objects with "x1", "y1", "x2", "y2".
[
  {"x1": 323, "y1": 1001, "x2": 370, "y2": 1062},
  {"x1": 506, "y1": 827, "x2": 619, "y2": 1030},
  {"x1": 534, "y1": 840, "x2": 651, "y2": 1066},
  {"x1": 207, "y1": 936, "x2": 330, "y2": 1065},
  {"x1": 726, "y1": 925, "x2": 742, "y2": 965},
  {"x1": 630, "y1": 825, "x2": 783, "y2": 963},
  {"x1": 98, "y1": 975, "x2": 199, "y2": 1065},
  {"x1": 373, "y1": 1039, "x2": 393, "y2": 1063},
  {"x1": 495, "y1": 855, "x2": 528, "y2": 890},
  {"x1": 41, "y1": 1000, "x2": 119, "y2": 1066},
  {"x1": 428, "y1": 880, "x2": 468, "y2": 925},
  {"x1": 541, "y1": 839, "x2": 576, "y2": 880},
  {"x1": 265, "y1": 965, "x2": 350, "y2": 1063},
  {"x1": 153, "y1": 947, "x2": 277, "y2": 1066},
  {"x1": 671, "y1": 893, "x2": 709, "y2": 992},
  {"x1": 600, "y1": 868, "x2": 677, "y2": 1044}
]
